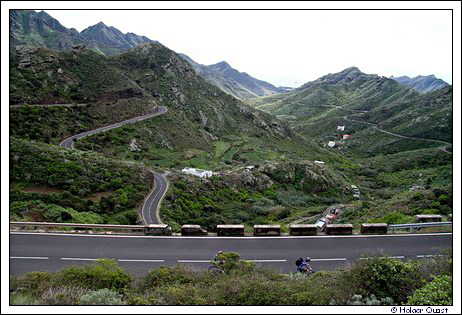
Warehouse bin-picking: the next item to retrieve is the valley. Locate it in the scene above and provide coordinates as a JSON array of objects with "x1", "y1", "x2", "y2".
[
  {"x1": 6, "y1": 7, "x2": 455, "y2": 308},
  {"x1": 10, "y1": 8, "x2": 452, "y2": 237}
]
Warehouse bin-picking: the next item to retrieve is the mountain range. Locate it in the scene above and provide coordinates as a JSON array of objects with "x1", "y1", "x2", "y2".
[
  {"x1": 9, "y1": 10, "x2": 453, "y2": 244},
  {"x1": 179, "y1": 54, "x2": 285, "y2": 99},
  {"x1": 9, "y1": 10, "x2": 155, "y2": 56},
  {"x1": 10, "y1": 10, "x2": 285, "y2": 100},
  {"x1": 390, "y1": 75, "x2": 449, "y2": 93}
]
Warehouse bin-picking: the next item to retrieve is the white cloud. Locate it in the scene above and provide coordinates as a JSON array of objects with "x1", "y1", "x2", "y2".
[{"x1": 43, "y1": 9, "x2": 452, "y2": 87}]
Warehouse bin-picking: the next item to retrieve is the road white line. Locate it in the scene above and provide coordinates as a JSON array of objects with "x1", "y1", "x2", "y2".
[
  {"x1": 246, "y1": 259, "x2": 287, "y2": 263},
  {"x1": 178, "y1": 260, "x2": 212, "y2": 263},
  {"x1": 10, "y1": 256, "x2": 49, "y2": 260},
  {"x1": 118, "y1": 259, "x2": 164, "y2": 262},
  {"x1": 61, "y1": 257, "x2": 98, "y2": 261},
  {"x1": 417, "y1": 254, "x2": 444, "y2": 258},
  {"x1": 311, "y1": 258, "x2": 347, "y2": 261}
]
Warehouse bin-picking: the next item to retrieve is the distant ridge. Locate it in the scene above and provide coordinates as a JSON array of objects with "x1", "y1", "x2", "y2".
[
  {"x1": 179, "y1": 54, "x2": 285, "y2": 100},
  {"x1": 390, "y1": 74, "x2": 449, "y2": 93}
]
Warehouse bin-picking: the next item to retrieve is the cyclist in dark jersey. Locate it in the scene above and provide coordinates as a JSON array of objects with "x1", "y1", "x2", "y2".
[{"x1": 296, "y1": 257, "x2": 313, "y2": 273}]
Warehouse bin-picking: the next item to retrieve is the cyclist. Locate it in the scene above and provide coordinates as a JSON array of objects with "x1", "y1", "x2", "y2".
[
  {"x1": 209, "y1": 251, "x2": 226, "y2": 273},
  {"x1": 213, "y1": 251, "x2": 225, "y2": 266},
  {"x1": 295, "y1": 256, "x2": 313, "y2": 274}
]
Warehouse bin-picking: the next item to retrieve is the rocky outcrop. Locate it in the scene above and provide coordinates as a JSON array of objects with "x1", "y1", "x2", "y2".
[
  {"x1": 129, "y1": 139, "x2": 141, "y2": 152},
  {"x1": 10, "y1": 10, "x2": 154, "y2": 56}
]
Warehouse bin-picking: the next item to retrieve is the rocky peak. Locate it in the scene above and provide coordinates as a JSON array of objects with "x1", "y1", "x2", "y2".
[{"x1": 209, "y1": 61, "x2": 232, "y2": 71}]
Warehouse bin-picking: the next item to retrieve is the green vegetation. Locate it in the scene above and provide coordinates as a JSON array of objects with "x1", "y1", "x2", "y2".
[
  {"x1": 406, "y1": 275, "x2": 452, "y2": 306},
  {"x1": 10, "y1": 100, "x2": 154, "y2": 145},
  {"x1": 10, "y1": 253, "x2": 452, "y2": 305},
  {"x1": 10, "y1": 138, "x2": 151, "y2": 224},
  {"x1": 161, "y1": 161, "x2": 350, "y2": 232},
  {"x1": 9, "y1": 43, "x2": 452, "y2": 231}
]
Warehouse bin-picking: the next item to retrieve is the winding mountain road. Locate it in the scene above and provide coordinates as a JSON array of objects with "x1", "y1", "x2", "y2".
[
  {"x1": 60, "y1": 106, "x2": 169, "y2": 224},
  {"x1": 285, "y1": 102, "x2": 452, "y2": 153},
  {"x1": 13, "y1": 103, "x2": 452, "y2": 276},
  {"x1": 343, "y1": 116, "x2": 453, "y2": 154}
]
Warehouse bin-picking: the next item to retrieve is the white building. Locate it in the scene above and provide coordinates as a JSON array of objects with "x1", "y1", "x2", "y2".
[
  {"x1": 337, "y1": 126, "x2": 345, "y2": 131},
  {"x1": 328, "y1": 141, "x2": 336, "y2": 148},
  {"x1": 181, "y1": 167, "x2": 213, "y2": 178},
  {"x1": 314, "y1": 160, "x2": 325, "y2": 165}
]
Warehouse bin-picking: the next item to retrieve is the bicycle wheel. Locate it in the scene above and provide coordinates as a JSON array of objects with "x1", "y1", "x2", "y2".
[{"x1": 208, "y1": 265, "x2": 224, "y2": 274}]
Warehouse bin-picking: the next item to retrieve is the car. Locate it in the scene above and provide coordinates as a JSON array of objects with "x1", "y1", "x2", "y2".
[
  {"x1": 325, "y1": 214, "x2": 336, "y2": 221},
  {"x1": 315, "y1": 218, "x2": 329, "y2": 232}
]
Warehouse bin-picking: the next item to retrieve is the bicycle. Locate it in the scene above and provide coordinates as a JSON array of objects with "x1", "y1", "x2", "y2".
[{"x1": 208, "y1": 264, "x2": 225, "y2": 274}]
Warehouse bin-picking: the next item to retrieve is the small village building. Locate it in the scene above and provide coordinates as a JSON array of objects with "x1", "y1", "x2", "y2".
[
  {"x1": 328, "y1": 141, "x2": 336, "y2": 148},
  {"x1": 337, "y1": 126, "x2": 345, "y2": 131},
  {"x1": 181, "y1": 167, "x2": 213, "y2": 178},
  {"x1": 314, "y1": 160, "x2": 325, "y2": 165},
  {"x1": 342, "y1": 134, "x2": 352, "y2": 140}
]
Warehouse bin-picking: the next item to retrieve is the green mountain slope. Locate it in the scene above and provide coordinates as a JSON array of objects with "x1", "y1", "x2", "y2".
[
  {"x1": 248, "y1": 67, "x2": 452, "y2": 155},
  {"x1": 10, "y1": 42, "x2": 361, "y2": 227}
]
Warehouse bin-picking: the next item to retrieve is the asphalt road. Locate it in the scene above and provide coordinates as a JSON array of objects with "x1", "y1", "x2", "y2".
[
  {"x1": 141, "y1": 172, "x2": 169, "y2": 224},
  {"x1": 59, "y1": 106, "x2": 169, "y2": 224},
  {"x1": 59, "y1": 106, "x2": 168, "y2": 149},
  {"x1": 343, "y1": 116, "x2": 453, "y2": 146},
  {"x1": 9, "y1": 232, "x2": 452, "y2": 275}
]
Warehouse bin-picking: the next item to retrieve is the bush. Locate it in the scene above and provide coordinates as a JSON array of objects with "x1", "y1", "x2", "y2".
[
  {"x1": 406, "y1": 275, "x2": 452, "y2": 305},
  {"x1": 212, "y1": 252, "x2": 247, "y2": 274},
  {"x1": 40, "y1": 286, "x2": 89, "y2": 305},
  {"x1": 14, "y1": 271, "x2": 53, "y2": 295},
  {"x1": 56, "y1": 259, "x2": 132, "y2": 292},
  {"x1": 371, "y1": 211, "x2": 413, "y2": 224},
  {"x1": 149, "y1": 285, "x2": 207, "y2": 305},
  {"x1": 339, "y1": 257, "x2": 425, "y2": 303},
  {"x1": 79, "y1": 288, "x2": 124, "y2": 305},
  {"x1": 139, "y1": 265, "x2": 197, "y2": 291},
  {"x1": 10, "y1": 293, "x2": 40, "y2": 305}
]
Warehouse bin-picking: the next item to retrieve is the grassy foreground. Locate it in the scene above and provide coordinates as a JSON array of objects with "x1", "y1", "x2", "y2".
[{"x1": 10, "y1": 252, "x2": 452, "y2": 306}]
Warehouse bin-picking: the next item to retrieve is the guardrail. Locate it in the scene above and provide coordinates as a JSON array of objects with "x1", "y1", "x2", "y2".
[
  {"x1": 10, "y1": 221, "x2": 452, "y2": 235},
  {"x1": 388, "y1": 222, "x2": 452, "y2": 229},
  {"x1": 10, "y1": 222, "x2": 145, "y2": 230}
]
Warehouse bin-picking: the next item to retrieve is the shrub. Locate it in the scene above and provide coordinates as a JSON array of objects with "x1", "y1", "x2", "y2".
[
  {"x1": 56, "y1": 259, "x2": 132, "y2": 292},
  {"x1": 150, "y1": 285, "x2": 207, "y2": 305},
  {"x1": 406, "y1": 275, "x2": 452, "y2": 305},
  {"x1": 339, "y1": 257, "x2": 425, "y2": 303},
  {"x1": 344, "y1": 294, "x2": 394, "y2": 305},
  {"x1": 139, "y1": 265, "x2": 195, "y2": 291},
  {"x1": 40, "y1": 286, "x2": 89, "y2": 305},
  {"x1": 15, "y1": 271, "x2": 53, "y2": 295},
  {"x1": 371, "y1": 211, "x2": 413, "y2": 224},
  {"x1": 10, "y1": 293, "x2": 40, "y2": 305},
  {"x1": 212, "y1": 252, "x2": 242, "y2": 274},
  {"x1": 79, "y1": 288, "x2": 124, "y2": 305}
]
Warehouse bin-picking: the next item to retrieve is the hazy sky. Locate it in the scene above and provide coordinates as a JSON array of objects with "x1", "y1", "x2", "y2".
[{"x1": 43, "y1": 10, "x2": 452, "y2": 87}]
